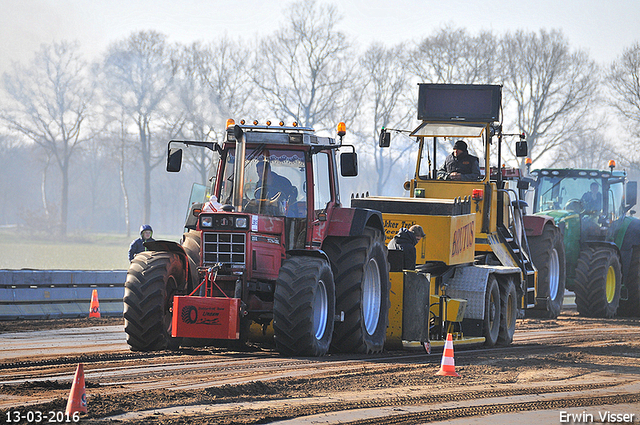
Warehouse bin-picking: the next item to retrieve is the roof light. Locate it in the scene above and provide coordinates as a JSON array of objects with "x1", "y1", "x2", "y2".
[
  {"x1": 266, "y1": 120, "x2": 271, "y2": 126},
  {"x1": 525, "y1": 158, "x2": 532, "y2": 165},
  {"x1": 240, "y1": 119, "x2": 246, "y2": 125},
  {"x1": 226, "y1": 118, "x2": 235, "y2": 129},
  {"x1": 292, "y1": 121, "x2": 298, "y2": 127},
  {"x1": 608, "y1": 160, "x2": 616, "y2": 170},
  {"x1": 279, "y1": 121, "x2": 284, "y2": 126},
  {"x1": 253, "y1": 120, "x2": 258, "y2": 125},
  {"x1": 337, "y1": 122, "x2": 346, "y2": 137},
  {"x1": 472, "y1": 189, "x2": 483, "y2": 201}
]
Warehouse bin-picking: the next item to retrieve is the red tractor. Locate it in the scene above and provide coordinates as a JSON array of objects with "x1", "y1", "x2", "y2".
[{"x1": 123, "y1": 120, "x2": 390, "y2": 356}]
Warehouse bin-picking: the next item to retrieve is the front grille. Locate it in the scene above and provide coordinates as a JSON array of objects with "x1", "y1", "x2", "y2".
[{"x1": 202, "y1": 232, "x2": 246, "y2": 266}]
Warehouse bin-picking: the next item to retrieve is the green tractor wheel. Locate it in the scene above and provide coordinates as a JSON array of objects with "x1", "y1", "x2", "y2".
[{"x1": 574, "y1": 247, "x2": 622, "y2": 318}]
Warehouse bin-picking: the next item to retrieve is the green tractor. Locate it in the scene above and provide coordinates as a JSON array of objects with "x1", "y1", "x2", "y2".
[{"x1": 527, "y1": 162, "x2": 640, "y2": 317}]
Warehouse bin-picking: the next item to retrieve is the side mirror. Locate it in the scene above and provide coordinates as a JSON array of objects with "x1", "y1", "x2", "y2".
[
  {"x1": 517, "y1": 178, "x2": 532, "y2": 190},
  {"x1": 379, "y1": 129, "x2": 391, "y2": 148},
  {"x1": 627, "y1": 181, "x2": 637, "y2": 208},
  {"x1": 341, "y1": 152, "x2": 358, "y2": 177},
  {"x1": 167, "y1": 148, "x2": 183, "y2": 172},
  {"x1": 515, "y1": 140, "x2": 528, "y2": 157}
]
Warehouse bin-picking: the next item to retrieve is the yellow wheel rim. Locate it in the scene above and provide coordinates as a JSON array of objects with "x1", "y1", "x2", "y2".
[{"x1": 606, "y1": 266, "x2": 616, "y2": 303}]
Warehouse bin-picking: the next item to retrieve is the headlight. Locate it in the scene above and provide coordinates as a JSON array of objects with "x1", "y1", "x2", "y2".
[
  {"x1": 235, "y1": 217, "x2": 248, "y2": 228},
  {"x1": 201, "y1": 216, "x2": 213, "y2": 227}
]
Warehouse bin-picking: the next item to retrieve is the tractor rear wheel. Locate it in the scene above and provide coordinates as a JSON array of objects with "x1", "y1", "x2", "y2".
[
  {"x1": 527, "y1": 225, "x2": 566, "y2": 319},
  {"x1": 574, "y1": 247, "x2": 622, "y2": 318},
  {"x1": 180, "y1": 230, "x2": 201, "y2": 291},
  {"x1": 498, "y1": 277, "x2": 517, "y2": 345},
  {"x1": 323, "y1": 228, "x2": 390, "y2": 354},
  {"x1": 617, "y1": 247, "x2": 640, "y2": 317},
  {"x1": 483, "y1": 275, "x2": 501, "y2": 347},
  {"x1": 124, "y1": 251, "x2": 187, "y2": 351},
  {"x1": 273, "y1": 256, "x2": 335, "y2": 356}
]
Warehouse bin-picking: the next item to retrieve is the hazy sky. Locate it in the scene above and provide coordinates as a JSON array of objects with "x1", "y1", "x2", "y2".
[{"x1": 1, "y1": 0, "x2": 639, "y2": 76}]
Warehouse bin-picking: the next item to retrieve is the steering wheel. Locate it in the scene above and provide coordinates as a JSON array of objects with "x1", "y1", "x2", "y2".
[
  {"x1": 254, "y1": 187, "x2": 282, "y2": 202},
  {"x1": 564, "y1": 198, "x2": 584, "y2": 212}
]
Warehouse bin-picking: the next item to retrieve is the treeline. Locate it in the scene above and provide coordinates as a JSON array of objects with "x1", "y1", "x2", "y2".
[{"x1": 1, "y1": 0, "x2": 639, "y2": 236}]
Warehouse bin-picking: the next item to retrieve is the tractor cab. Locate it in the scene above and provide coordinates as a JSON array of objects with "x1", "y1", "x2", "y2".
[
  {"x1": 168, "y1": 120, "x2": 358, "y2": 252},
  {"x1": 530, "y1": 166, "x2": 636, "y2": 242}
]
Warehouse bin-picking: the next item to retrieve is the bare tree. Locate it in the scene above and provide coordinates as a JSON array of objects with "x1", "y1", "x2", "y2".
[
  {"x1": 555, "y1": 127, "x2": 615, "y2": 169},
  {"x1": 359, "y1": 42, "x2": 414, "y2": 195},
  {"x1": 607, "y1": 43, "x2": 640, "y2": 171},
  {"x1": 500, "y1": 30, "x2": 599, "y2": 168},
  {"x1": 99, "y1": 31, "x2": 177, "y2": 224},
  {"x1": 173, "y1": 39, "x2": 253, "y2": 185},
  {"x1": 409, "y1": 26, "x2": 501, "y2": 85},
  {"x1": 250, "y1": 0, "x2": 361, "y2": 131},
  {"x1": 1, "y1": 41, "x2": 94, "y2": 235}
]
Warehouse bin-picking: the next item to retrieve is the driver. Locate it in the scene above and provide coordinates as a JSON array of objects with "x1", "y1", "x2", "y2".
[
  {"x1": 437, "y1": 140, "x2": 481, "y2": 181},
  {"x1": 255, "y1": 161, "x2": 297, "y2": 203},
  {"x1": 580, "y1": 182, "x2": 602, "y2": 212}
]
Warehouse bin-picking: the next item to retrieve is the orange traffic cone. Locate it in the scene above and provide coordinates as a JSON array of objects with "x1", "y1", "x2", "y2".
[
  {"x1": 65, "y1": 363, "x2": 87, "y2": 414},
  {"x1": 89, "y1": 289, "x2": 100, "y2": 318},
  {"x1": 436, "y1": 333, "x2": 460, "y2": 377}
]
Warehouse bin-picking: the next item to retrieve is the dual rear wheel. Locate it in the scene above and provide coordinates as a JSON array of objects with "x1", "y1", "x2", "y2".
[
  {"x1": 483, "y1": 274, "x2": 517, "y2": 347},
  {"x1": 273, "y1": 228, "x2": 390, "y2": 356}
]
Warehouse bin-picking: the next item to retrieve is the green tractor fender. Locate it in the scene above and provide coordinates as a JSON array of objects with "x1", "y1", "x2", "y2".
[{"x1": 615, "y1": 216, "x2": 640, "y2": 280}]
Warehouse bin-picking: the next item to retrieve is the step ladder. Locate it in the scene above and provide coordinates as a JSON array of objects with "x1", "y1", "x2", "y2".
[{"x1": 497, "y1": 225, "x2": 536, "y2": 308}]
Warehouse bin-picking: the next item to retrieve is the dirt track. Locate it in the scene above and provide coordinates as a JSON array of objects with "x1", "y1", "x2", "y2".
[{"x1": 1, "y1": 312, "x2": 640, "y2": 424}]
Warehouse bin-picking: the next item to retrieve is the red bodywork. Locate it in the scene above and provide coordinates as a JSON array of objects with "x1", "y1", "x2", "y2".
[
  {"x1": 172, "y1": 296, "x2": 241, "y2": 339},
  {"x1": 523, "y1": 214, "x2": 555, "y2": 237}
]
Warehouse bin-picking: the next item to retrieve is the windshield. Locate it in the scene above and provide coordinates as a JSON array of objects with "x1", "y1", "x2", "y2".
[
  {"x1": 534, "y1": 176, "x2": 604, "y2": 213},
  {"x1": 219, "y1": 148, "x2": 306, "y2": 217},
  {"x1": 419, "y1": 137, "x2": 484, "y2": 181}
]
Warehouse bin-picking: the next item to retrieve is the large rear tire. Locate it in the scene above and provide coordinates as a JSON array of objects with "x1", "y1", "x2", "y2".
[
  {"x1": 180, "y1": 230, "x2": 201, "y2": 290},
  {"x1": 323, "y1": 228, "x2": 390, "y2": 354},
  {"x1": 498, "y1": 277, "x2": 517, "y2": 345},
  {"x1": 527, "y1": 225, "x2": 566, "y2": 319},
  {"x1": 483, "y1": 275, "x2": 501, "y2": 347},
  {"x1": 574, "y1": 247, "x2": 622, "y2": 318},
  {"x1": 273, "y1": 256, "x2": 335, "y2": 356},
  {"x1": 124, "y1": 251, "x2": 187, "y2": 351},
  {"x1": 618, "y1": 247, "x2": 640, "y2": 317}
]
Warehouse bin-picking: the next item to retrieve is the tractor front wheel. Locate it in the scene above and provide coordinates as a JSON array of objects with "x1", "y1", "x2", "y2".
[
  {"x1": 273, "y1": 256, "x2": 335, "y2": 356},
  {"x1": 574, "y1": 247, "x2": 622, "y2": 318},
  {"x1": 124, "y1": 251, "x2": 187, "y2": 351},
  {"x1": 527, "y1": 225, "x2": 566, "y2": 319}
]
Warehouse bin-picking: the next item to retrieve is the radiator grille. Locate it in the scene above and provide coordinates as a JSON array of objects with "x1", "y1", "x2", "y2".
[{"x1": 202, "y1": 232, "x2": 246, "y2": 266}]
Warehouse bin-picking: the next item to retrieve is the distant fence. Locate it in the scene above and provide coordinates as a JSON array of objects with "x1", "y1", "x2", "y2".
[{"x1": 0, "y1": 270, "x2": 126, "y2": 320}]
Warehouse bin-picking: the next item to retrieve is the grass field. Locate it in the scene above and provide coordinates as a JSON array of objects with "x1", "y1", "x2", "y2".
[{"x1": 0, "y1": 228, "x2": 182, "y2": 270}]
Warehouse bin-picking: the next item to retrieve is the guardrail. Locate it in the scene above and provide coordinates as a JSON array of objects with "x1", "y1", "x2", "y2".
[{"x1": 0, "y1": 270, "x2": 126, "y2": 320}]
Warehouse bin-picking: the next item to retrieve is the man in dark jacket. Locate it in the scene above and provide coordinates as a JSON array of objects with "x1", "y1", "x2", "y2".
[
  {"x1": 128, "y1": 224, "x2": 155, "y2": 261},
  {"x1": 437, "y1": 140, "x2": 481, "y2": 181},
  {"x1": 387, "y1": 225, "x2": 425, "y2": 270},
  {"x1": 255, "y1": 161, "x2": 297, "y2": 203}
]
